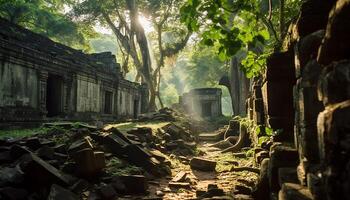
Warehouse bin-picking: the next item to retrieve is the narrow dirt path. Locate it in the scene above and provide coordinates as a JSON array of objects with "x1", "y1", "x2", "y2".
[{"x1": 145, "y1": 142, "x2": 258, "y2": 199}]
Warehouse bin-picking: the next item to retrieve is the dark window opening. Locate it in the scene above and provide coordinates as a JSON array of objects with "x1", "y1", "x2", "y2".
[
  {"x1": 104, "y1": 91, "x2": 113, "y2": 114},
  {"x1": 201, "y1": 101, "x2": 212, "y2": 117},
  {"x1": 46, "y1": 74, "x2": 63, "y2": 117}
]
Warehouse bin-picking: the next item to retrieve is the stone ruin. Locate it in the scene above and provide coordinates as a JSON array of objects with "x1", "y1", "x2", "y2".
[
  {"x1": 248, "y1": 0, "x2": 350, "y2": 199},
  {"x1": 179, "y1": 88, "x2": 223, "y2": 118},
  {"x1": 0, "y1": 18, "x2": 148, "y2": 128}
]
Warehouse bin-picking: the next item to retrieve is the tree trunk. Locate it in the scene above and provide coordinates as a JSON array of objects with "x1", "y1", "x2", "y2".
[{"x1": 126, "y1": 0, "x2": 157, "y2": 111}]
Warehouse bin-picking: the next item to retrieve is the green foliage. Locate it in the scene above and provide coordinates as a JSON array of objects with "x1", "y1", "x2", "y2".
[
  {"x1": 159, "y1": 45, "x2": 233, "y2": 114},
  {"x1": 89, "y1": 34, "x2": 118, "y2": 55},
  {"x1": 241, "y1": 51, "x2": 270, "y2": 78},
  {"x1": 106, "y1": 157, "x2": 143, "y2": 176},
  {"x1": 180, "y1": 0, "x2": 302, "y2": 78},
  {"x1": 0, "y1": 0, "x2": 95, "y2": 50}
]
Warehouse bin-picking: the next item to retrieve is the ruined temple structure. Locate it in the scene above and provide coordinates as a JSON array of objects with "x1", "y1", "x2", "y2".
[
  {"x1": 250, "y1": 0, "x2": 350, "y2": 199},
  {"x1": 0, "y1": 18, "x2": 148, "y2": 126},
  {"x1": 179, "y1": 88, "x2": 222, "y2": 118}
]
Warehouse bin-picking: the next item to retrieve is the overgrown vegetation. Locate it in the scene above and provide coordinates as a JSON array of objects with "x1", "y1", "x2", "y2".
[{"x1": 180, "y1": 0, "x2": 303, "y2": 78}]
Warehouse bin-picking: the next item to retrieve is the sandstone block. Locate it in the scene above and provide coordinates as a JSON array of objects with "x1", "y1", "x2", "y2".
[
  {"x1": 278, "y1": 183, "x2": 313, "y2": 200},
  {"x1": 190, "y1": 157, "x2": 216, "y2": 172}
]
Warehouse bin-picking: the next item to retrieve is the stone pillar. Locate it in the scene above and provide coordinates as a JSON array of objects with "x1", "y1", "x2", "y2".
[
  {"x1": 38, "y1": 71, "x2": 48, "y2": 117},
  {"x1": 262, "y1": 51, "x2": 296, "y2": 142}
]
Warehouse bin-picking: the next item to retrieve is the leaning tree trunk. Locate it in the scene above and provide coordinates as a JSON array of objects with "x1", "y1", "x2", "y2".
[{"x1": 126, "y1": 0, "x2": 157, "y2": 111}]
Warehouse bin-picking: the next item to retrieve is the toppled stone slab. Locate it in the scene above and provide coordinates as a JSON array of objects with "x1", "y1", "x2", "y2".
[
  {"x1": 172, "y1": 171, "x2": 187, "y2": 182},
  {"x1": 19, "y1": 153, "x2": 71, "y2": 187},
  {"x1": 68, "y1": 137, "x2": 93, "y2": 155},
  {"x1": 190, "y1": 157, "x2": 217, "y2": 171}
]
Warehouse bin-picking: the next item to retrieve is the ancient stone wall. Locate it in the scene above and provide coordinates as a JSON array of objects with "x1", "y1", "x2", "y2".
[
  {"x1": 252, "y1": 0, "x2": 350, "y2": 199},
  {"x1": 0, "y1": 18, "x2": 146, "y2": 125},
  {"x1": 179, "y1": 88, "x2": 222, "y2": 118}
]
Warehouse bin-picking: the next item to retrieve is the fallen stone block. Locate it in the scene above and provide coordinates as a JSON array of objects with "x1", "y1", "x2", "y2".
[
  {"x1": 278, "y1": 183, "x2": 313, "y2": 200},
  {"x1": 19, "y1": 153, "x2": 71, "y2": 187},
  {"x1": 172, "y1": 171, "x2": 187, "y2": 182},
  {"x1": 111, "y1": 175, "x2": 148, "y2": 194},
  {"x1": 190, "y1": 157, "x2": 216, "y2": 171},
  {"x1": 168, "y1": 182, "x2": 191, "y2": 189},
  {"x1": 68, "y1": 137, "x2": 93, "y2": 155},
  {"x1": 48, "y1": 184, "x2": 78, "y2": 200},
  {"x1": 99, "y1": 184, "x2": 117, "y2": 200},
  {"x1": 72, "y1": 148, "x2": 105, "y2": 177}
]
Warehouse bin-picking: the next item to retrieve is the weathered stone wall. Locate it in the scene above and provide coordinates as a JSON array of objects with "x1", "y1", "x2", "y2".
[
  {"x1": 0, "y1": 18, "x2": 146, "y2": 125},
  {"x1": 252, "y1": 0, "x2": 350, "y2": 199},
  {"x1": 180, "y1": 88, "x2": 222, "y2": 118},
  {"x1": 76, "y1": 75, "x2": 101, "y2": 113},
  {"x1": 0, "y1": 62, "x2": 38, "y2": 109}
]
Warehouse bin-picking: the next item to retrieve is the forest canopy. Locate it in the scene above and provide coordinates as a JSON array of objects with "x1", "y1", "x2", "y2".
[{"x1": 0, "y1": 0, "x2": 302, "y2": 113}]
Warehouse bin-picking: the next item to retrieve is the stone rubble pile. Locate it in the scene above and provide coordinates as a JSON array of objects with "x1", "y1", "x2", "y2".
[
  {"x1": 0, "y1": 122, "x2": 189, "y2": 200},
  {"x1": 137, "y1": 107, "x2": 177, "y2": 122}
]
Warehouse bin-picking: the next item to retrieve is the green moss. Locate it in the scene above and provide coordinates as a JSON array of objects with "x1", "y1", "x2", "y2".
[
  {"x1": 106, "y1": 157, "x2": 143, "y2": 176},
  {"x1": 0, "y1": 128, "x2": 45, "y2": 139}
]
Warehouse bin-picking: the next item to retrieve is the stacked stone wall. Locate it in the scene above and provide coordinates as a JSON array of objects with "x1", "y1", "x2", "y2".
[{"x1": 252, "y1": 0, "x2": 350, "y2": 199}]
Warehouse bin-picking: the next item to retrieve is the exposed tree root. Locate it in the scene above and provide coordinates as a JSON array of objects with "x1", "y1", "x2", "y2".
[
  {"x1": 221, "y1": 127, "x2": 248, "y2": 153},
  {"x1": 209, "y1": 136, "x2": 238, "y2": 149}
]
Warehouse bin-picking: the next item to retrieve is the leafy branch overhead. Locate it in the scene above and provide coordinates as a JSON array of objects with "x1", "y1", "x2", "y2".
[{"x1": 180, "y1": 0, "x2": 302, "y2": 77}]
